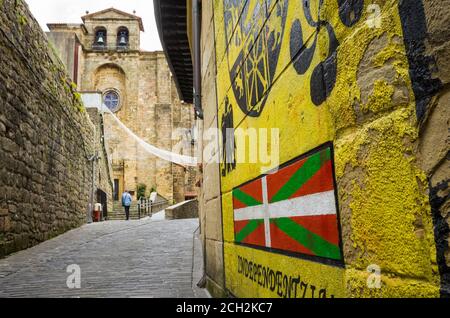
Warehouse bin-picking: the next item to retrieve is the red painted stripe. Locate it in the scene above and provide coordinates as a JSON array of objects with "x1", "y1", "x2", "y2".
[
  {"x1": 289, "y1": 215, "x2": 340, "y2": 246},
  {"x1": 270, "y1": 222, "x2": 315, "y2": 255},
  {"x1": 233, "y1": 196, "x2": 248, "y2": 210},
  {"x1": 242, "y1": 222, "x2": 266, "y2": 247},
  {"x1": 234, "y1": 220, "x2": 249, "y2": 235},
  {"x1": 239, "y1": 178, "x2": 263, "y2": 203},
  {"x1": 267, "y1": 159, "x2": 307, "y2": 203},
  {"x1": 288, "y1": 160, "x2": 334, "y2": 200}
]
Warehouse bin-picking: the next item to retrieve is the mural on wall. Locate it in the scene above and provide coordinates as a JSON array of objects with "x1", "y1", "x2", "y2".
[
  {"x1": 215, "y1": 0, "x2": 443, "y2": 298},
  {"x1": 224, "y1": 0, "x2": 288, "y2": 116},
  {"x1": 233, "y1": 145, "x2": 342, "y2": 262},
  {"x1": 289, "y1": 0, "x2": 340, "y2": 106}
]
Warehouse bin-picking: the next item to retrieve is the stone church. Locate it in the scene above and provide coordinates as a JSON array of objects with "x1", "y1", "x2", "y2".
[{"x1": 46, "y1": 8, "x2": 197, "y2": 203}]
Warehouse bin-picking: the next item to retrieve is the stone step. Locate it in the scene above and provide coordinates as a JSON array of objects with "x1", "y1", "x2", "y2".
[
  {"x1": 110, "y1": 210, "x2": 139, "y2": 214},
  {"x1": 106, "y1": 210, "x2": 152, "y2": 220},
  {"x1": 107, "y1": 213, "x2": 143, "y2": 218},
  {"x1": 107, "y1": 202, "x2": 165, "y2": 220},
  {"x1": 106, "y1": 217, "x2": 140, "y2": 221},
  {"x1": 107, "y1": 216, "x2": 143, "y2": 220},
  {"x1": 108, "y1": 213, "x2": 140, "y2": 216}
]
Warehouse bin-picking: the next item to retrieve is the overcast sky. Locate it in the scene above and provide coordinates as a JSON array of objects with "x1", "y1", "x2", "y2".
[{"x1": 25, "y1": 0, "x2": 163, "y2": 51}]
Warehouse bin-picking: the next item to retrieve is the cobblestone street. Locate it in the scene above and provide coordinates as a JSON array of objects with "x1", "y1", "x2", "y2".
[{"x1": 0, "y1": 217, "x2": 207, "y2": 298}]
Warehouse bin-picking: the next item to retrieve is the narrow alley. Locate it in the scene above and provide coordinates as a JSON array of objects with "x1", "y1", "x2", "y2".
[{"x1": 0, "y1": 217, "x2": 207, "y2": 298}]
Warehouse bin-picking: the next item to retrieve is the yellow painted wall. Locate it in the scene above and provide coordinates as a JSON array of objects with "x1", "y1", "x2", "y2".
[{"x1": 213, "y1": 0, "x2": 441, "y2": 298}]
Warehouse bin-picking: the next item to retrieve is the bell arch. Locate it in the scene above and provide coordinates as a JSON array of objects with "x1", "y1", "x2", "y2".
[
  {"x1": 117, "y1": 26, "x2": 129, "y2": 48},
  {"x1": 93, "y1": 26, "x2": 107, "y2": 48}
]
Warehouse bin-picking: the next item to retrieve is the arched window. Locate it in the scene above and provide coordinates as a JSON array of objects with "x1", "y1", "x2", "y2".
[
  {"x1": 103, "y1": 90, "x2": 121, "y2": 112},
  {"x1": 94, "y1": 27, "x2": 107, "y2": 48},
  {"x1": 117, "y1": 27, "x2": 129, "y2": 48}
]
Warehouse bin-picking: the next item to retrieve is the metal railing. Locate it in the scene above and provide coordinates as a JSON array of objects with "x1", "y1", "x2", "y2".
[{"x1": 137, "y1": 198, "x2": 169, "y2": 219}]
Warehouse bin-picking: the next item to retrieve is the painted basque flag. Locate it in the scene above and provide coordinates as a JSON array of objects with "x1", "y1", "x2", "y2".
[{"x1": 233, "y1": 146, "x2": 341, "y2": 261}]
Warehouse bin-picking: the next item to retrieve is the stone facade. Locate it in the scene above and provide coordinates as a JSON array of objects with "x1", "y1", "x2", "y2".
[
  {"x1": 86, "y1": 107, "x2": 114, "y2": 219},
  {"x1": 47, "y1": 8, "x2": 197, "y2": 203},
  {"x1": 193, "y1": 1, "x2": 450, "y2": 298},
  {"x1": 0, "y1": 0, "x2": 109, "y2": 257}
]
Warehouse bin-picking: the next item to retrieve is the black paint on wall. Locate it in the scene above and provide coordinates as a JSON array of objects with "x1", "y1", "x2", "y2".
[
  {"x1": 337, "y1": 0, "x2": 364, "y2": 27},
  {"x1": 429, "y1": 176, "x2": 450, "y2": 298},
  {"x1": 290, "y1": 0, "x2": 365, "y2": 106},
  {"x1": 399, "y1": 0, "x2": 448, "y2": 298},
  {"x1": 398, "y1": 0, "x2": 442, "y2": 123}
]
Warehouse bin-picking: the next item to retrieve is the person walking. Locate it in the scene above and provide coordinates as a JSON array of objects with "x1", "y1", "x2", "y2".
[{"x1": 121, "y1": 190, "x2": 132, "y2": 220}]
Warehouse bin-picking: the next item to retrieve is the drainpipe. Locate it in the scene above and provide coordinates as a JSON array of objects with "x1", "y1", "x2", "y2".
[
  {"x1": 87, "y1": 120, "x2": 100, "y2": 224},
  {"x1": 192, "y1": 0, "x2": 207, "y2": 289},
  {"x1": 193, "y1": 0, "x2": 203, "y2": 120},
  {"x1": 87, "y1": 151, "x2": 98, "y2": 223}
]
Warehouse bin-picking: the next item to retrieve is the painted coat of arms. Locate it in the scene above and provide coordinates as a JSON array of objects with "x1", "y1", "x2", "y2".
[{"x1": 224, "y1": 0, "x2": 288, "y2": 117}]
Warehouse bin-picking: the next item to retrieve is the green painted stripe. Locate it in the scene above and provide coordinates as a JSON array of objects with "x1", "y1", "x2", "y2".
[
  {"x1": 235, "y1": 219, "x2": 264, "y2": 243},
  {"x1": 233, "y1": 188, "x2": 262, "y2": 207},
  {"x1": 270, "y1": 149, "x2": 331, "y2": 203},
  {"x1": 272, "y1": 217, "x2": 341, "y2": 260}
]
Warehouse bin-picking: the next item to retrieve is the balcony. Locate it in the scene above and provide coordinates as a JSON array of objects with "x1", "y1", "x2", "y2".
[{"x1": 91, "y1": 44, "x2": 130, "y2": 52}]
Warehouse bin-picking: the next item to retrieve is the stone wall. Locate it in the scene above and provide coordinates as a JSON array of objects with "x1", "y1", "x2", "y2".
[
  {"x1": 0, "y1": 0, "x2": 96, "y2": 257},
  {"x1": 199, "y1": 0, "x2": 450, "y2": 298},
  {"x1": 198, "y1": 0, "x2": 225, "y2": 297},
  {"x1": 165, "y1": 199, "x2": 199, "y2": 220}
]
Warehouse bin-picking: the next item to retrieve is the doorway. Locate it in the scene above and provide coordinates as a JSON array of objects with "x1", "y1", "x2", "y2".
[
  {"x1": 96, "y1": 189, "x2": 108, "y2": 220},
  {"x1": 113, "y1": 179, "x2": 119, "y2": 201}
]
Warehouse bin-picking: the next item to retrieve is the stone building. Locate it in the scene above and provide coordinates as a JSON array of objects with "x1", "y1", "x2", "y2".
[
  {"x1": 46, "y1": 8, "x2": 197, "y2": 203},
  {"x1": 85, "y1": 106, "x2": 114, "y2": 220},
  {"x1": 155, "y1": 0, "x2": 450, "y2": 298}
]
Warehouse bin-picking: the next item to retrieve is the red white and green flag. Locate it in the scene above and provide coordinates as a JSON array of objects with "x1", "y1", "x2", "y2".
[{"x1": 233, "y1": 146, "x2": 342, "y2": 261}]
